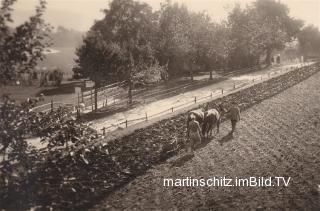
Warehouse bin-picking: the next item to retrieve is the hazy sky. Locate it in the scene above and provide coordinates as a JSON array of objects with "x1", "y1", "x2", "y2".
[{"x1": 11, "y1": 0, "x2": 320, "y2": 31}]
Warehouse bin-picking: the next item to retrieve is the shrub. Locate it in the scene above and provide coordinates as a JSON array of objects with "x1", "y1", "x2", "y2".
[{"x1": 51, "y1": 69, "x2": 64, "y2": 86}]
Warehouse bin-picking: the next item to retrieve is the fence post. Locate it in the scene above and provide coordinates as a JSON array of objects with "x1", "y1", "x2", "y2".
[
  {"x1": 78, "y1": 93, "x2": 80, "y2": 106},
  {"x1": 81, "y1": 91, "x2": 84, "y2": 103},
  {"x1": 125, "y1": 120, "x2": 128, "y2": 128},
  {"x1": 51, "y1": 100, "x2": 53, "y2": 111},
  {"x1": 171, "y1": 107, "x2": 174, "y2": 113},
  {"x1": 211, "y1": 92, "x2": 213, "y2": 98},
  {"x1": 221, "y1": 89, "x2": 224, "y2": 94},
  {"x1": 76, "y1": 107, "x2": 80, "y2": 119},
  {"x1": 233, "y1": 83, "x2": 236, "y2": 89},
  {"x1": 145, "y1": 112, "x2": 148, "y2": 121},
  {"x1": 194, "y1": 97, "x2": 197, "y2": 104},
  {"x1": 105, "y1": 99, "x2": 108, "y2": 106},
  {"x1": 91, "y1": 90, "x2": 93, "y2": 111},
  {"x1": 102, "y1": 127, "x2": 106, "y2": 136},
  {"x1": 252, "y1": 78, "x2": 255, "y2": 83}
]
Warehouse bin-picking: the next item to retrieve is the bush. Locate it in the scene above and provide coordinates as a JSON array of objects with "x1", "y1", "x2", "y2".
[{"x1": 51, "y1": 69, "x2": 64, "y2": 86}]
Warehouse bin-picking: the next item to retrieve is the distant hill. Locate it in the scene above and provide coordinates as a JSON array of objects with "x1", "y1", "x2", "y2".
[
  {"x1": 51, "y1": 26, "x2": 85, "y2": 47},
  {"x1": 36, "y1": 26, "x2": 85, "y2": 77}
]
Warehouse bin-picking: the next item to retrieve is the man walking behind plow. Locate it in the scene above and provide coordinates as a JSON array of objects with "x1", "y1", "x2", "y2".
[
  {"x1": 228, "y1": 102, "x2": 241, "y2": 136},
  {"x1": 187, "y1": 114, "x2": 202, "y2": 155}
]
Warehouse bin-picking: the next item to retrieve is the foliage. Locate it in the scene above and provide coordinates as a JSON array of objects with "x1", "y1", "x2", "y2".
[
  {"x1": 39, "y1": 68, "x2": 64, "y2": 87},
  {"x1": 227, "y1": 0, "x2": 303, "y2": 68},
  {"x1": 51, "y1": 26, "x2": 84, "y2": 47},
  {"x1": 51, "y1": 68, "x2": 64, "y2": 86},
  {"x1": 133, "y1": 61, "x2": 168, "y2": 85},
  {"x1": 0, "y1": 97, "x2": 38, "y2": 206},
  {"x1": 0, "y1": 0, "x2": 52, "y2": 86},
  {"x1": 156, "y1": 1, "x2": 193, "y2": 77},
  {"x1": 297, "y1": 25, "x2": 320, "y2": 58},
  {"x1": 75, "y1": 0, "x2": 307, "y2": 81},
  {"x1": 75, "y1": 0, "x2": 158, "y2": 85},
  {"x1": 0, "y1": 99, "x2": 100, "y2": 209}
]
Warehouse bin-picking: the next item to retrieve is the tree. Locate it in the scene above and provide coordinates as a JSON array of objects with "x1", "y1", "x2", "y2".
[
  {"x1": 0, "y1": 97, "x2": 99, "y2": 209},
  {"x1": 227, "y1": 4, "x2": 263, "y2": 68},
  {"x1": 156, "y1": 1, "x2": 193, "y2": 78},
  {"x1": 297, "y1": 25, "x2": 320, "y2": 58},
  {"x1": 251, "y1": 0, "x2": 303, "y2": 66},
  {"x1": 51, "y1": 68, "x2": 63, "y2": 86},
  {"x1": 0, "y1": 97, "x2": 38, "y2": 202},
  {"x1": 75, "y1": 0, "x2": 158, "y2": 106},
  {"x1": 188, "y1": 12, "x2": 229, "y2": 77},
  {"x1": 0, "y1": 0, "x2": 52, "y2": 86},
  {"x1": 226, "y1": 0, "x2": 303, "y2": 68}
]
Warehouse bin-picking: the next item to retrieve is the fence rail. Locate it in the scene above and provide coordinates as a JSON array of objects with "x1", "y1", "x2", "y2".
[
  {"x1": 97, "y1": 63, "x2": 310, "y2": 135},
  {"x1": 28, "y1": 63, "x2": 309, "y2": 135}
]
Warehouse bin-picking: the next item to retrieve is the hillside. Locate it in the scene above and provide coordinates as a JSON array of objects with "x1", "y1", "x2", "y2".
[{"x1": 36, "y1": 26, "x2": 85, "y2": 75}]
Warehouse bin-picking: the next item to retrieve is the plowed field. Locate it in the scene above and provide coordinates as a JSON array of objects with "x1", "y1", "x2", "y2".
[{"x1": 93, "y1": 71, "x2": 320, "y2": 210}]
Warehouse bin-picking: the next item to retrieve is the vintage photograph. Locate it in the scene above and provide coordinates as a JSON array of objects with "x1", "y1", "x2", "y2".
[{"x1": 0, "y1": 0, "x2": 319, "y2": 210}]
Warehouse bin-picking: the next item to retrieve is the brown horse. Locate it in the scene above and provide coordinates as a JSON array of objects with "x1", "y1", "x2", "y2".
[{"x1": 202, "y1": 104, "x2": 224, "y2": 138}]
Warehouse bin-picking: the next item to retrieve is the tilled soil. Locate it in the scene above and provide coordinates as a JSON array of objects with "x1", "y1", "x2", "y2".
[{"x1": 93, "y1": 71, "x2": 320, "y2": 210}]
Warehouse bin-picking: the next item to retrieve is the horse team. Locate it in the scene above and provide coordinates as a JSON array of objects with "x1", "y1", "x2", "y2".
[{"x1": 186, "y1": 102, "x2": 240, "y2": 154}]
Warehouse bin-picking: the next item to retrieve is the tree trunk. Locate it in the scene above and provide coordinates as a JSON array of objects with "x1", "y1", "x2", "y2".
[
  {"x1": 190, "y1": 70, "x2": 194, "y2": 81},
  {"x1": 94, "y1": 85, "x2": 98, "y2": 111},
  {"x1": 265, "y1": 48, "x2": 272, "y2": 67},
  {"x1": 128, "y1": 78, "x2": 132, "y2": 104}
]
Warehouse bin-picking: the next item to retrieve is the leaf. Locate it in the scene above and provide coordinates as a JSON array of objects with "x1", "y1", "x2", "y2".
[
  {"x1": 81, "y1": 154, "x2": 89, "y2": 165},
  {"x1": 122, "y1": 168, "x2": 132, "y2": 175}
]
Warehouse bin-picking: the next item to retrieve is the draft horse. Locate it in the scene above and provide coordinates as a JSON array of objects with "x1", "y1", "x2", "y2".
[{"x1": 202, "y1": 104, "x2": 224, "y2": 138}]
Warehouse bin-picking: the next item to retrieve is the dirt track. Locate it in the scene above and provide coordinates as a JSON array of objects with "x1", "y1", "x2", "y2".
[{"x1": 93, "y1": 71, "x2": 320, "y2": 210}]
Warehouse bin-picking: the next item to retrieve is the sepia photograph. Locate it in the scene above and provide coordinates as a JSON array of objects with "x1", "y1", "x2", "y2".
[{"x1": 0, "y1": 0, "x2": 319, "y2": 210}]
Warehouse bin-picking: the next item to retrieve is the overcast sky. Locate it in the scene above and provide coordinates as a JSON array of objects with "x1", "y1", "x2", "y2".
[{"x1": 10, "y1": 0, "x2": 320, "y2": 32}]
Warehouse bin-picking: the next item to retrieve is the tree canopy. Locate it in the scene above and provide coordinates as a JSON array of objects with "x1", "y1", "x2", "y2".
[
  {"x1": 74, "y1": 0, "x2": 158, "y2": 85},
  {"x1": 0, "y1": 0, "x2": 51, "y2": 86},
  {"x1": 298, "y1": 25, "x2": 320, "y2": 58},
  {"x1": 75, "y1": 0, "x2": 307, "y2": 84}
]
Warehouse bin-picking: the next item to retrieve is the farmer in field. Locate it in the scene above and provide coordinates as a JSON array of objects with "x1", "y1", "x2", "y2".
[
  {"x1": 228, "y1": 102, "x2": 241, "y2": 136},
  {"x1": 186, "y1": 108, "x2": 205, "y2": 138},
  {"x1": 187, "y1": 114, "x2": 202, "y2": 154}
]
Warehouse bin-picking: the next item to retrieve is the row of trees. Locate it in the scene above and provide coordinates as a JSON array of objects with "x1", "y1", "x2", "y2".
[
  {"x1": 74, "y1": 0, "x2": 304, "y2": 85},
  {"x1": 2, "y1": 0, "x2": 320, "y2": 88}
]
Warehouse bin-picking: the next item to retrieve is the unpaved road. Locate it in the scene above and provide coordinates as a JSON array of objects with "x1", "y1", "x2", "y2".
[
  {"x1": 90, "y1": 63, "x2": 309, "y2": 133},
  {"x1": 93, "y1": 70, "x2": 320, "y2": 210}
]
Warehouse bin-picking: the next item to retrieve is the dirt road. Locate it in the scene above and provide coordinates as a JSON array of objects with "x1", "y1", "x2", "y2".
[
  {"x1": 93, "y1": 71, "x2": 320, "y2": 210},
  {"x1": 90, "y1": 63, "x2": 309, "y2": 133}
]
